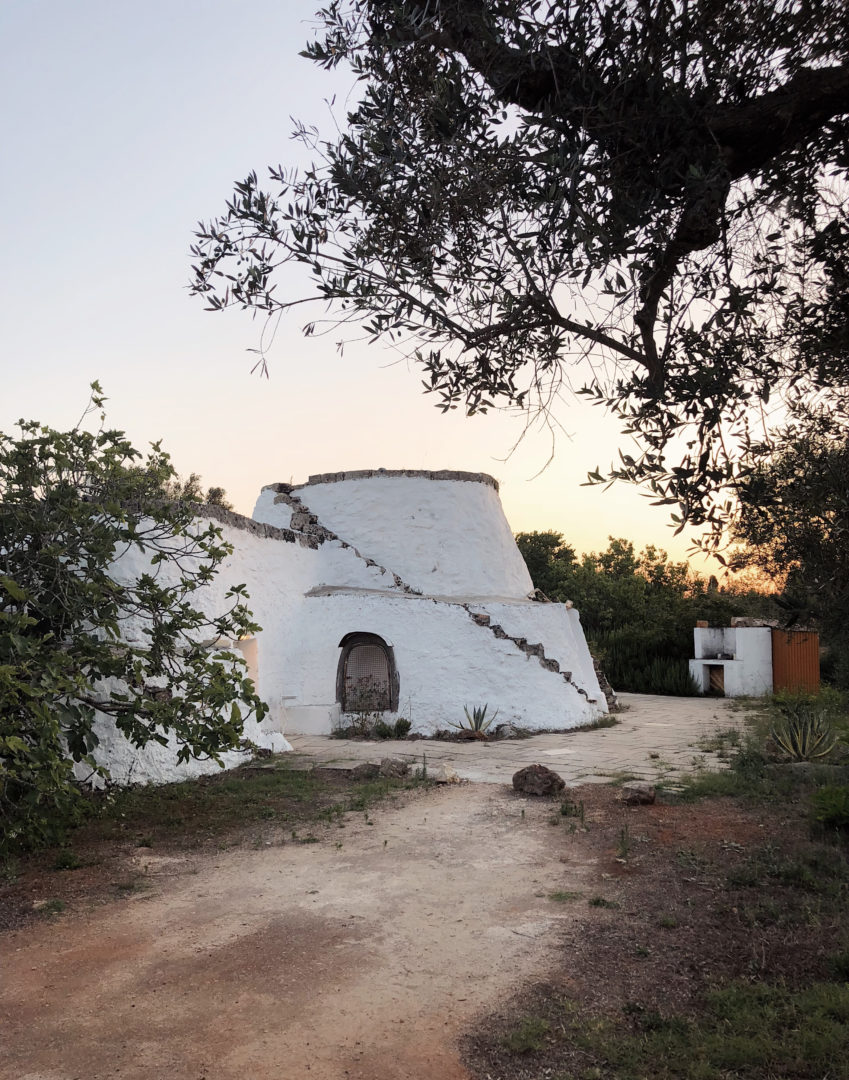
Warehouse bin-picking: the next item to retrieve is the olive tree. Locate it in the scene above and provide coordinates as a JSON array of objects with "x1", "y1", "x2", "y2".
[
  {"x1": 0, "y1": 386, "x2": 266, "y2": 850},
  {"x1": 190, "y1": 0, "x2": 848, "y2": 533}
]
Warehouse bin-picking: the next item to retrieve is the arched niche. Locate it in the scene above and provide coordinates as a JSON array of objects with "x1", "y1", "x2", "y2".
[{"x1": 336, "y1": 632, "x2": 399, "y2": 713}]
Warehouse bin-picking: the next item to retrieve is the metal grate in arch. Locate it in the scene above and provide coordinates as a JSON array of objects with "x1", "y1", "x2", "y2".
[{"x1": 343, "y1": 643, "x2": 391, "y2": 712}]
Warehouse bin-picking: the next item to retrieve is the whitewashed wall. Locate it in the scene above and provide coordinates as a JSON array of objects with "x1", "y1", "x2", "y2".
[
  {"x1": 85, "y1": 471, "x2": 608, "y2": 780},
  {"x1": 76, "y1": 514, "x2": 300, "y2": 786},
  {"x1": 480, "y1": 601, "x2": 603, "y2": 702},
  {"x1": 689, "y1": 626, "x2": 773, "y2": 697},
  {"x1": 287, "y1": 593, "x2": 601, "y2": 733},
  {"x1": 253, "y1": 471, "x2": 534, "y2": 599}
]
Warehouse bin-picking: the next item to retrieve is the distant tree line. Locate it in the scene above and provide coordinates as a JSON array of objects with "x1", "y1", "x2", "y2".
[{"x1": 516, "y1": 533, "x2": 778, "y2": 695}]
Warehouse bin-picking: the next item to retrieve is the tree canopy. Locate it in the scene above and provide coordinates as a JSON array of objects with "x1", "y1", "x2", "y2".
[
  {"x1": 731, "y1": 407, "x2": 849, "y2": 684},
  {"x1": 515, "y1": 530, "x2": 776, "y2": 693},
  {"x1": 0, "y1": 387, "x2": 265, "y2": 850},
  {"x1": 191, "y1": 0, "x2": 849, "y2": 532}
]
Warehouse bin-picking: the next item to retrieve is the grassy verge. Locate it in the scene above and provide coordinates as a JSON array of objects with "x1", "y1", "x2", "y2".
[
  {"x1": 84, "y1": 760, "x2": 418, "y2": 845},
  {"x1": 464, "y1": 688, "x2": 849, "y2": 1080},
  {"x1": 0, "y1": 758, "x2": 431, "y2": 931},
  {"x1": 493, "y1": 979, "x2": 849, "y2": 1080}
]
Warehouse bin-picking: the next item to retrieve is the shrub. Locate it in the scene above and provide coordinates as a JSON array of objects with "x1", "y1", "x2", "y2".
[
  {"x1": 811, "y1": 786, "x2": 849, "y2": 831},
  {"x1": 771, "y1": 707, "x2": 837, "y2": 762},
  {"x1": 447, "y1": 704, "x2": 498, "y2": 737},
  {"x1": 594, "y1": 628, "x2": 699, "y2": 695},
  {"x1": 1, "y1": 385, "x2": 266, "y2": 853}
]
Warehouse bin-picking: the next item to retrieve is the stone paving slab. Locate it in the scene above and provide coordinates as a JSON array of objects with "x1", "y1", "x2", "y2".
[{"x1": 284, "y1": 693, "x2": 744, "y2": 787}]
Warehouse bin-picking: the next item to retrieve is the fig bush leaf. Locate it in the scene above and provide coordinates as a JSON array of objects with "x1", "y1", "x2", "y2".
[{"x1": 0, "y1": 385, "x2": 266, "y2": 852}]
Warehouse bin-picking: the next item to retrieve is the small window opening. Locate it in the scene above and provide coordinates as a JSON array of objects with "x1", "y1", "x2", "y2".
[
  {"x1": 337, "y1": 633, "x2": 398, "y2": 712},
  {"x1": 707, "y1": 664, "x2": 725, "y2": 696},
  {"x1": 235, "y1": 637, "x2": 259, "y2": 687}
]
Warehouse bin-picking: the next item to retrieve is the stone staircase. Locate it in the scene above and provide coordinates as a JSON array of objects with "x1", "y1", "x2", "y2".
[
  {"x1": 266, "y1": 483, "x2": 603, "y2": 707},
  {"x1": 465, "y1": 607, "x2": 599, "y2": 705},
  {"x1": 269, "y1": 484, "x2": 422, "y2": 595}
]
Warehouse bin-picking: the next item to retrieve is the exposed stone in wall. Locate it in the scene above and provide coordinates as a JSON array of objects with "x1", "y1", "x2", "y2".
[
  {"x1": 591, "y1": 654, "x2": 619, "y2": 710},
  {"x1": 263, "y1": 469, "x2": 500, "y2": 492},
  {"x1": 258, "y1": 478, "x2": 603, "y2": 709},
  {"x1": 465, "y1": 606, "x2": 598, "y2": 705},
  {"x1": 270, "y1": 490, "x2": 336, "y2": 548},
  {"x1": 271, "y1": 488, "x2": 424, "y2": 594},
  {"x1": 193, "y1": 503, "x2": 300, "y2": 544}
]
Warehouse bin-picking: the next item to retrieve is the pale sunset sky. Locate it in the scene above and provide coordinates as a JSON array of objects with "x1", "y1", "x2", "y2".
[{"x1": 1, "y1": 1, "x2": 714, "y2": 568}]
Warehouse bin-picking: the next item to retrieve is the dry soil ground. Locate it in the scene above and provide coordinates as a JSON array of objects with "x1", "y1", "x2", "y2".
[
  {"x1": 1, "y1": 782, "x2": 598, "y2": 1080},
  {"x1": 4, "y1": 764, "x2": 844, "y2": 1080}
]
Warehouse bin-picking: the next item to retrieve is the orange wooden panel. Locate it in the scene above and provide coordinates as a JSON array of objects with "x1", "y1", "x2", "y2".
[{"x1": 771, "y1": 630, "x2": 820, "y2": 693}]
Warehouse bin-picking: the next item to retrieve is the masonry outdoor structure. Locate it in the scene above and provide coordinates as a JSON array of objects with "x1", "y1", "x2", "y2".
[{"x1": 89, "y1": 470, "x2": 610, "y2": 785}]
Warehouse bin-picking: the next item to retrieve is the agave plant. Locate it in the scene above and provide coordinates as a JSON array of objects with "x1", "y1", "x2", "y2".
[
  {"x1": 447, "y1": 704, "x2": 499, "y2": 739},
  {"x1": 770, "y1": 707, "x2": 837, "y2": 762}
]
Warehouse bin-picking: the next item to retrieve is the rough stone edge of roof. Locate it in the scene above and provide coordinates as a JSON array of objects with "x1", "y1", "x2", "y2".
[
  {"x1": 261, "y1": 469, "x2": 499, "y2": 493},
  {"x1": 194, "y1": 502, "x2": 298, "y2": 543}
]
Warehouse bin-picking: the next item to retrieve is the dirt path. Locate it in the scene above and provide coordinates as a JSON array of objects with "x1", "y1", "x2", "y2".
[{"x1": 1, "y1": 785, "x2": 597, "y2": 1080}]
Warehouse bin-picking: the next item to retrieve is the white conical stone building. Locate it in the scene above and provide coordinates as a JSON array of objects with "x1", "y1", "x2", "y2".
[
  {"x1": 84, "y1": 469, "x2": 607, "y2": 784},
  {"x1": 248, "y1": 469, "x2": 606, "y2": 736}
]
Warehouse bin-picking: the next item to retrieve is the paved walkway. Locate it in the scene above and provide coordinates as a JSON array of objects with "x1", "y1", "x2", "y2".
[{"x1": 286, "y1": 693, "x2": 744, "y2": 786}]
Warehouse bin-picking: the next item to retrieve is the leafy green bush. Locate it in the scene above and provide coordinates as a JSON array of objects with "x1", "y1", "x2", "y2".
[
  {"x1": 595, "y1": 628, "x2": 700, "y2": 695},
  {"x1": 1, "y1": 385, "x2": 266, "y2": 853},
  {"x1": 646, "y1": 656, "x2": 701, "y2": 696}
]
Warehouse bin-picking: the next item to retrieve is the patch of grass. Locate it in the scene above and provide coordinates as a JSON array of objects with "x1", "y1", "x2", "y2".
[
  {"x1": 680, "y1": 739, "x2": 772, "y2": 800},
  {"x1": 623, "y1": 1003, "x2": 692, "y2": 1035},
  {"x1": 735, "y1": 899, "x2": 784, "y2": 928},
  {"x1": 576, "y1": 715, "x2": 620, "y2": 731},
  {"x1": 829, "y1": 950, "x2": 849, "y2": 981},
  {"x1": 37, "y1": 898, "x2": 66, "y2": 917},
  {"x1": 0, "y1": 856, "x2": 20, "y2": 884},
  {"x1": 657, "y1": 913, "x2": 678, "y2": 928},
  {"x1": 588, "y1": 896, "x2": 619, "y2": 909},
  {"x1": 52, "y1": 848, "x2": 83, "y2": 870},
  {"x1": 726, "y1": 843, "x2": 849, "y2": 897},
  {"x1": 548, "y1": 890, "x2": 581, "y2": 902},
  {"x1": 676, "y1": 847, "x2": 708, "y2": 871},
  {"x1": 699, "y1": 727, "x2": 743, "y2": 757},
  {"x1": 75, "y1": 761, "x2": 424, "y2": 853},
  {"x1": 812, "y1": 785, "x2": 849, "y2": 830},
  {"x1": 502, "y1": 1016, "x2": 550, "y2": 1054},
  {"x1": 94, "y1": 761, "x2": 325, "y2": 836},
  {"x1": 559, "y1": 798, "x2": 585, "y2": 823},
  {"x1": 493, "y1": 981, "x2": 849, "y2": 1079},
  {"x1": 345, "y1": 777, "x2": 398, "y2": 813},
  {"x1": 110, "y1": 879, "x2": 147, "y2": 895},
  {"x1": 598, "y1": 770, "x2": 641, "y2": 784}
]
